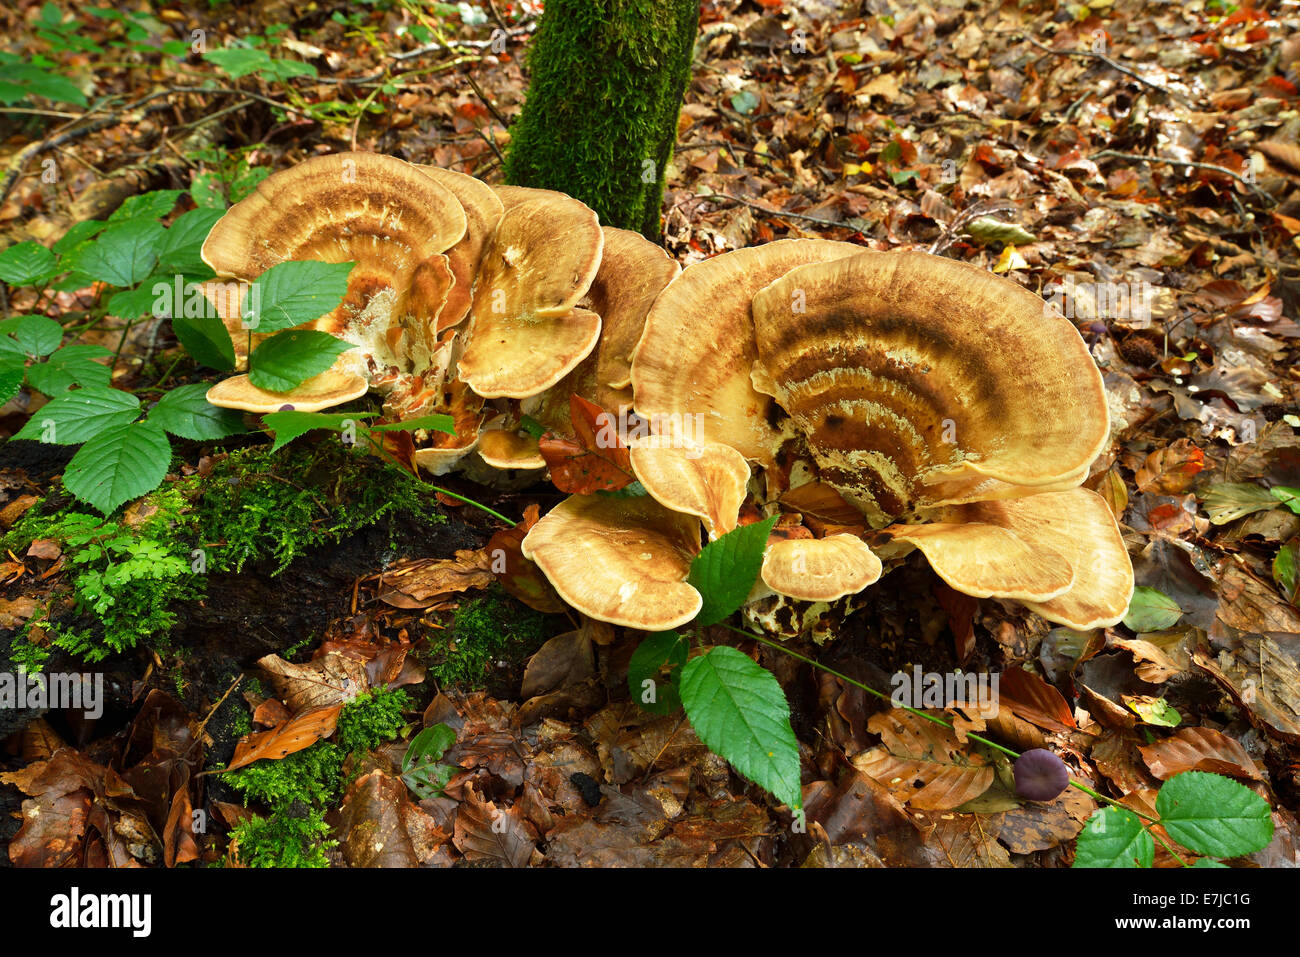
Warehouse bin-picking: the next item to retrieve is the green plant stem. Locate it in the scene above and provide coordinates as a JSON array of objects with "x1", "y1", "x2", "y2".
[
  {"x1": 720, "y1": 622, "x2": 1166, "y2": 828},
  {"x1": 358, "y1": 429, "x2": 515, "y2": 526}
]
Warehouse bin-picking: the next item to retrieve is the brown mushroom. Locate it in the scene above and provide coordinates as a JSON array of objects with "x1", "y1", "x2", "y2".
[
  {"x1": 885, "y1": 487, "x2": 1132, "y2": 628},
  {"x1": 526, "y1": 226, "x2": 681, "y2": 434},
  {"x1": 478, "y1": 424, "x2": 547, "y2": 470},
  {"x1": 521, "y1": 495, "x2": 703, "y2": 630},
  {"x1": 760, "y1": 533, "x2": 883, "y2": 602},
  {"x1": 206, "y1": 369, "x2": 369, "y2": 413},
  {"x1": 457, "y1": 191, "x2": 604, "y2": 399},
  {"x1": 749, "y1": 250, "x2": 1109, "y2": 520},
  {"x1": 630, "y1": 239, "x2": 864, "y2": 466},
  {"x1": 629, "y1": 432, "x2": 751, "y2": 538},
  {"x1": 416, "y1": 165, "x2": 505, "y2": 331}
]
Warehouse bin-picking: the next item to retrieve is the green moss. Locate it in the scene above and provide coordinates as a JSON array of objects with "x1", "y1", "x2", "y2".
[
  {"x1": 224, "y1": 742, "x2": 344, "y2": 810},
  {"x1": 230, "y1": 811, "x2": 335, "y2": 868},
  {"x1": 3, "y1": 442, "x2": 445, "y2": 664},
  {"x1": 504, "y1": 0, "x2": 700, "y2": 237},
  {"x1": 425, "y1": 587, "x2": 551, "y2": 687},
  {"x1": 336, "y1": 687, "x2": 409, "y2": 755}
]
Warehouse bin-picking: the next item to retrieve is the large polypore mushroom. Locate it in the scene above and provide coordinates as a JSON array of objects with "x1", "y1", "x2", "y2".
[
  {"x1": 526, "y1": 241, "x2": 1133, "y2": 633},
  {"x1": 456, "y1": 188, "x2": 604, "y2": 399},
  {"x1": 630, "y1": 239, "x2": 864, "y2": 467},
  {"x1": 200, "y1": 151, "x2": 469, "y2": 413},
  {"x1": 520, "y1": 495, "x2": 703, "y2": 630},
  {"x1": 749, "y1": 250, "x2": 1110, "y2": 521}
]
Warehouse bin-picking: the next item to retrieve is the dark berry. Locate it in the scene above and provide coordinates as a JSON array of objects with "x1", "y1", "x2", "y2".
[{"x1": 1014, "y1": 749, "x2": 1070, "y2": 801}]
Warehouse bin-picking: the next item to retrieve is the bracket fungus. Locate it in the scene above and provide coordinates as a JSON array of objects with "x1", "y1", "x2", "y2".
[
  {"x1": 520, "y1": 495, "x2": 703, "y2": 630},
  {"x1": 456, "y1": 189, "x2": 604, "y2": 399},
  {"x1": 630, "y1": 239, "x2": 864, "y2": 466},
  {"x1": 192, "y1": 153, "x2": 1132, "y2": 635},
  {"x1": 749, "y1": 251, "x2": 1110, "y2": 519},
  {"x1": 201, "y1": 151, "x2": 471, "y2": 413},
  {"x1": 525, "y1": 241, "x2": 1132, "y2": 634}
]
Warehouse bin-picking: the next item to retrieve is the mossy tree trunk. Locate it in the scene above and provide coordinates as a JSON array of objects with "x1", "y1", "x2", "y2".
[{"x1": 504, "y1": 0, "x2": 700, "y2": 240}]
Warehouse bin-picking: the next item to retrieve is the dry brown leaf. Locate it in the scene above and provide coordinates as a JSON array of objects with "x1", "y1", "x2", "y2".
[
  {"x1": 1137, "y1": 726, "x2": 1265, "y2": 781},
  {"x1": 226, "y1": 704, "x2": 342, "y2": 772},
  {"x1": 999, "y1": 667, "x2": 1077, "y2": 733},
  {"x1": 851, "y1": 709, "x2": 994, "y2": 810},
  {"x1": 452, "y1": 787, "x2": 536, "y2": 867},
  {"x1": 257, "y1": 652, "x2": 369, "y2": 711},
  {"x1": 377, "y1": 549, "x2": 495, "y2": 608}
]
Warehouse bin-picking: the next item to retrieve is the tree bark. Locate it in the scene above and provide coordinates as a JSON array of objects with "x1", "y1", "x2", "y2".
[{"x1": 504, "y1": 0, "x2": 700, "y2": 239}]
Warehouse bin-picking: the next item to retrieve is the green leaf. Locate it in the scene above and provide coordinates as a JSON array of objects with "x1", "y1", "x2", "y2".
[
  {"x1": 12, "y1": 386, "x2": 139, "y2": 444},
  {"x1": 519, "y1": 415, "x2": 545, "y2": 439},
  {"x1": 1271, "y1": 486, "x2": 1300, "y2": 516},
  {"x1": 369, "y1": 414, "x2": 455, "y2": 435},
  {"x1": 106, "y1": 284, "x2": 159, "y2": 320},
  {"x1": 204, "y1": 47, "x2": 316, "y2": 81},
  {"x1": 1155, "y1": 771, "x2": 1273, "y2": 859},
  {"x1": 0, "y1": 366, "x2": 25, "y2": 405},
  {"x1": 1201, "y1": 483, "x2": 1280, "y2": 524},
  {"x1": 1273, "y1": 539, "x2": 1298, "y2": 602},
  {"x1": 156, "y1": 207, "x2": 224, "y2": 274},
  {"x1": 25, "y1": 344, "x2": 113, "y2": 395},
  {"x1": 628, "y1": 631, "x2": 688, "y2": 715},
  {"x1": 246, "y1": 260, "x2": 353, "y2": 334},
  {"x1": 680, "y1": 646, "x2": 801, "y2": 809},
  {"x1": 53, "y1": 219, "x2": 108, "y2": 256},
  {"x1": 1191, "y1": 857, "x2": 1229, "y2": 868},
  {"x1": 261, "y1": 410, "x2": 374, "y2": 453},
  {"x1": 687, "y1": 515, "x2": 778, "y2": 626},
  {"x1": 147, "y1": 384, "x2": 245, "y2": 440},
  {"x1": 964, "y1": 217, "x2": 1036, "y2": 246},
  {"x1": 108, "y1": 190, "x2": 183, "y2": 224},
  {"x1": 1073, "y1": 808, "x2": 1154, "y2": 867},
  {"x1": 596, "y1": 479, "x2": 649, "y2": 499},
  {"x1": 1125, "y1": 696, "x2": 1181, "y2": 727},
  {"x1": 401, "y1": 724, "x2": 458, "y2": 799},
  {"x1": 1123, "y1": 586, "x2": 1182, "y2": 633},
  {"x1": 62, "y1": 420, "x2": 171, "y2": 514},
  {"x1": 0, "y1": 242, "x2": 58, "y2": 286},
  {"x1": 730, "y1": 90, "x2": 760, "y2": 115},
  {"x1": 247, "y1": 330, "x2": 352, "y2": 392},
  {"x1": 76, "y1": 218, "x2": 166, "y2": 287},
  {"x1": 171, "y1": 313, "x2": 236, "y2": 371},
  {"x1": 1196, "y1": 481, "x2": 1279, "y2": 527},
  {"x1": 8, "y1": 315, "x2": 62, "y2": 356}
]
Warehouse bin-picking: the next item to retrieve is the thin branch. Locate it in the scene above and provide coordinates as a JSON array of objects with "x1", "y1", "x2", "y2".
[
  {"x1": 694, "y1": 192, "x2": 850, "y2": 229},
  {"x1": 1091, "y1": 149, "x2": 1277, "y2": 206},
  {"x1": 1018, "y1": 33, "x2": 1194, "y2": 107}
]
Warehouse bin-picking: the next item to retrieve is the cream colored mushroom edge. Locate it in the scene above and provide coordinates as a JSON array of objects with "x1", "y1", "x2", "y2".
[{"x1": 200, "y1": 151, "x2": 1134, "y2": 639}]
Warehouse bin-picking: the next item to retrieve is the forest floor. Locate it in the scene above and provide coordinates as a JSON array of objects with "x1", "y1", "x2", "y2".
[{"x1": 0, "y1": 0, "x2": 1298, "y2": 868}]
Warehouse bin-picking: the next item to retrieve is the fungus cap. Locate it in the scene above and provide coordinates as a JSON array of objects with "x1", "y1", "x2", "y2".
[
  {"x1": 884, "y1": 487, "x2": 1133, "y2": 627},
  {"x1": 521, "y1": 495, "x2": 703, "y2": 630},
  {"x1": 201, "y1": 151, "x2": 466, "y2": 281},
  {"x1": 760, "y1": 533, "x2": 883, "y2": 602},
  {"x1": 750, "y1": 250, "x2": 1109, "y2": 517},
  {"x1": 416, "y1": 165, "x2": 505, "y2": 331},
  {"x1": 588, "y1": 227, "x2": 680, "y2": 391},
  {"x1": 629, "y1": 434, "x2": 750, "y2": 538},
  {"x1": 631, "y1": 239, "x2": 864, "y2": 466},
  {"x1": 478, "y1": 427, "x2": 546, "y2": 470},
  {"x1": 457, "y1": 192, "x2": 604, "y2": 399},
  {"x1": 205, "y1": 369, "x2": 369, "y2": 413}
]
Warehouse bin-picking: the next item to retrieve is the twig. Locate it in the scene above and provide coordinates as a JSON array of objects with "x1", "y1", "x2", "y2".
[
  {"x1": 1091, "y1": 149, "x2": 1277, "y2": 206},
  {"x1": 695, "y1": 192, "x2": 849, "y2": 229},
  {"x1": 1018, "y1": 33, "x2": 1194, "y2": 107},
  {"x1": 464, "y1": 71, "x2": 510, "y2": 129}
]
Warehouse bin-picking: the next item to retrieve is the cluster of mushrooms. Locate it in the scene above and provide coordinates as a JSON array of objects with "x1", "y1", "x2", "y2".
[{"x1": 198, "y1": 151, "x2": 1134, "y2": 636}]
